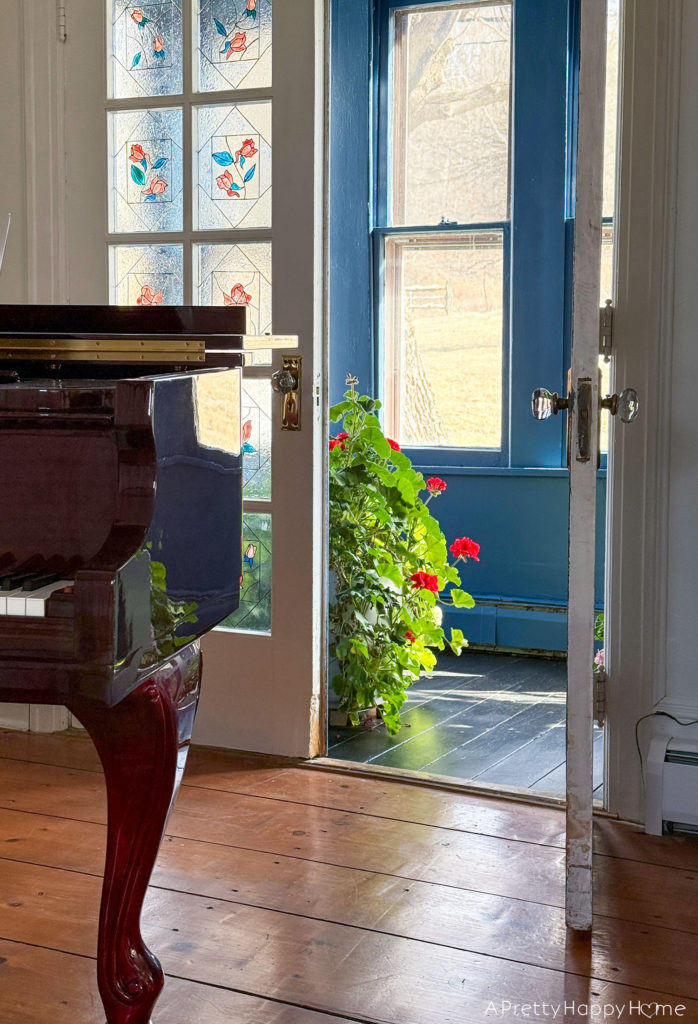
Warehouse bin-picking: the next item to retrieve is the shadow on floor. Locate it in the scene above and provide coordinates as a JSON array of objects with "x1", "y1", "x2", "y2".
[{"x1": 327, "y1": 650, "x2": 604, "y2": 798}]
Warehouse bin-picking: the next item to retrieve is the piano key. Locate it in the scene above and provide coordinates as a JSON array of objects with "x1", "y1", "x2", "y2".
[
  {"x1": 24, "y1": 580, "x2": 74, "y2": 618},
  {"x1": 22, "y1": 573, "x2": 60, "y2": 592},
  {"x1": 0, "y1": 587, "x2": 27, "y2": 614}
]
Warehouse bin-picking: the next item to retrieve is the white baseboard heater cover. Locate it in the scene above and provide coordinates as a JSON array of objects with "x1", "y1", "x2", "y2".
[{"x1": 645, "y1": 736, "x2": 698, "y2": 835}]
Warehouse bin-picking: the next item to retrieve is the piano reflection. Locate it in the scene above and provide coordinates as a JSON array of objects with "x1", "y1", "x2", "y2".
[{"x1": 0, "y1": 304, "x2": 294, "y2": 1024}]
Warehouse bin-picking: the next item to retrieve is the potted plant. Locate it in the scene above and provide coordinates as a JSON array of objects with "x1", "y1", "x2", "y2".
[{"x1": 329, "y1": 376, "x2": 480, "y2": 735}]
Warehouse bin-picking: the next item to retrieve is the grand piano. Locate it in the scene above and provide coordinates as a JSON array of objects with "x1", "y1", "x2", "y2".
[{"x1": 0, "y1": 305, "x2": 293, "y2": 1024}]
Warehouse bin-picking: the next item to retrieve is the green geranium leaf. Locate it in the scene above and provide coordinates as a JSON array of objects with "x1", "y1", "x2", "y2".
[{"x1": 450, "y1": 588, "x2": 476, "y2": 608}]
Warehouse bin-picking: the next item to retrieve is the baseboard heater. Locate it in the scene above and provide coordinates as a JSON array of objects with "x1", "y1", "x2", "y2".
[{"x1": 645, "y1": 736, "x2": 698, "y2": 835}]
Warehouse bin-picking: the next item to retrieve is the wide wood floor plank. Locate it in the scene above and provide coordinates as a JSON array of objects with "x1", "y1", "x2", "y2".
[
  {"x1": 0, "y1": 940, "x2": 362, "y2": 1024},
  {"x1": 6, "y1": 732, "x2": 695, "y2": 871},
  {"x1": 0, "y1": 859, "x2": 696, "y2": 1024}
]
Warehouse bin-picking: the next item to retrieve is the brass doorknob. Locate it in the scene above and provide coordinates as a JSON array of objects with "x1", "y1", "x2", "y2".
[
  {"x1": 532, "y1": 387, "x2": 569, "y2": 420},
  {"x1": 600, "y1": 387, "x2": 639, "y2": 423}
]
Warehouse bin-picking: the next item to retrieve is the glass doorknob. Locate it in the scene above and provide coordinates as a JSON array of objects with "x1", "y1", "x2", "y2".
[
  {"x1": 271, "y1": 368, "x2": 298, "y2": 393},
  {"x1": 532, "y1": 388, "x2": 569, "y2": 420},
  {"x1": 601, "y1": 387, "x2": 639, "y2": 423}
]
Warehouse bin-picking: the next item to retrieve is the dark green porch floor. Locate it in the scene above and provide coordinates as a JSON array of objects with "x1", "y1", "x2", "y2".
[{"x1": 327, "y1": 650, "x2": 604, "y2": 799}]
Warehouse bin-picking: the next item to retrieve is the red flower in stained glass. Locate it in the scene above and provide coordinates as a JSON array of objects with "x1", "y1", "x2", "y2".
[
  {"x1": 449, "y1": 537, "x2": 480, "y2": 562},
  {"x1": 129, "y1": 143, "x2": 150, "y2": 165},
  {"x1": 227, "y1": 31, "x2": 247, "y2": 57},
  {"x1": 143, "y1": 175, "x2": 168, "y2": 196},
  {"x1": 224, "y1": 283, "x2": 252, "y2": 306},
  {"x1": 235, "y1": 139, "x2": 257, "y2": 161},
  {"x1": 409, "y1": 571, "x2": 439, "y2": 592},
  {"x1": 136, "y1": 285, "x2": 163, "y2": 306}
]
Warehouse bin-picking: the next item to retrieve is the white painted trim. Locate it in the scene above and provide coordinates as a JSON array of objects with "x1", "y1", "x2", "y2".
[
  {"x1": 21, "y1": 0, "x2": 68, "y2": 303},
  {"x1": 0, "y1": 706, "x2": 30, "y2": 731},
  {"x1": 606, "y1": 0, "x2": 683, "y2": 823},
  {"x1": 29, "y1": 706, "x2": 71, "y2": 733},
  {"x1": 565, "y1": 0, "x2": 606, "y2": 932}
]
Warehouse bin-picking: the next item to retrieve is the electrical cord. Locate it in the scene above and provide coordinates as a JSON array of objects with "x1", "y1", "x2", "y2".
[{"x1": 635, "y1": 710, "x2": 698, "y2": 782}]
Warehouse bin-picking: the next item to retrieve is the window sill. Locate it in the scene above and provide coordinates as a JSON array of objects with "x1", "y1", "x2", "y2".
[{"x1": 407, "y1": 462, "x2": 607, "y2": 479}]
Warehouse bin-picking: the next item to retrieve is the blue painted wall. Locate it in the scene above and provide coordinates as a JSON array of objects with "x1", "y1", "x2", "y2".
[{"x1": 328, "y1": 0, "x2": 606, "y2": 651}]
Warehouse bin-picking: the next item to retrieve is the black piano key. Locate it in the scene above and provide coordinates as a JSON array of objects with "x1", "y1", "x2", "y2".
[
  {"x1": 1, "y1": 572, "x2": 43, "y2": 591},
  {"x1": 21, "y1": 574, "x2": 59, "y2": 591}
]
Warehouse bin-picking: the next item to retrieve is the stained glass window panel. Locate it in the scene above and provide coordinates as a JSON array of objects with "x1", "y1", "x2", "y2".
[
  {"x1": 109, "y1": 1, "x2": 183, "y2": 99},
  {"x1": 194, "y1": 242, "x2": 272, "y2": 333},
  {"x1": 239, "y1": 378, "x2": 271, "y2": 500},
  {"x1": 391, "y1": 3, "x2": 512, "y2": 226},
  {"x1": 194, "y1": 102, "x2": 272, "y2": 230},
  {"x1": 109, "y1": 108, "x2": 183, "y2": 233},
  {"x1": 196, "y1": 0, "x2": 272, "y2": 93},
  {"x1": 220, "y1": 513, "x2": 271, "y2": 633},
  {"x1": 109, "y1": 244, "x2": 184, "y2": 305}
]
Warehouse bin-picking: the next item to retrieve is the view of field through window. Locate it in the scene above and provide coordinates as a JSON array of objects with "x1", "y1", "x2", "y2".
[
  {"x1": 385, "y1": 2, "x2": 510, "y2": 449},
  {"x1": 384, "y1": 0, "x2": 619, "y2": 453}
]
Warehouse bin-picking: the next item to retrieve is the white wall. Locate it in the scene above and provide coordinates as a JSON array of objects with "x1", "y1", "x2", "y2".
[
  {"x1": 0, "y1": 0, "x2": 27, "y2": 304},
  {"x1": 664, "y1": 0, "x2": 698, "y2": 718}
]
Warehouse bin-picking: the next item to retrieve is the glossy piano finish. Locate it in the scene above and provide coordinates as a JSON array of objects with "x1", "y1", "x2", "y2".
[
  {"x1": 0, "y1": 367, "x2": 242, "y2": 707},
  {"x1": 69, "y1": 641, "x2": 202, "y2": 1024},
  {"x1": 0, "y1": 304, "x2": 249, "y2": 1024}
]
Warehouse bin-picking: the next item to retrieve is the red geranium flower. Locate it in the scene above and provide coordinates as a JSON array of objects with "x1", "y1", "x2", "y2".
[
  {"x1": 449, "y1": 537, "x2": 480, "y2": 562},
  {"x1": 386, "y1": 438, "x2": 400, "y2": 452},
  {"x1": 329, "y1": 433, "x2": 348, "y2": 452},
  {"x1": 426, "y1": 476, "x2": 447, "y2": 495},
  {"x1": 410, "y1": 571, "x2": 439, "y2": 592},
  {"x1": 405, "y1": 630, "x2": 416, "y2": 644}
]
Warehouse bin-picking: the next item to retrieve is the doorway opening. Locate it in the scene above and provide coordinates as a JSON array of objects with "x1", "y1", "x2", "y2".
[{"x1": 326, "y1": 0, "x2": 619, "y2": 801}]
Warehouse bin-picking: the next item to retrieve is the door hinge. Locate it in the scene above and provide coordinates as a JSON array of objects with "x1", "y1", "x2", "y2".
[
  {"x1": 57, "y1": 3, "x2": 67, "y2": 42},
  {"x1": 599, "y1": 299, "x2": 614, "y2": 362},
  {"x1": 594, "y1": 668, "x2": 608, "y2": 727}
]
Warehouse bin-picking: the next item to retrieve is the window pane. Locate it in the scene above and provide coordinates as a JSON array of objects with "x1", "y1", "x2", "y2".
[
  {"x1": 383, "y1": 231, "x2": 504, "y2": 449},
  {"x1": 220, "y1": 512, "x2": 271, "y2": 633},
  {"x1": 193, "y1": 102, "x2": 272, "y2": 230},
  {"x1": 240, "y1": 378, "x2": 272, "y2": 500},
  {"x1": 196, "y1": 0, "x2": 272, "y2": 93},
  {"x1": 603, "y1": 0, "x2": 619, "y2": 219},
  {"x1": 108, "y1": 108, "x2": 183, "y2": 233},
  {"x1": 194, "y1": 242, "x2": 272, "y2": 333},
  {"x1": 109, "y1": 1, "x2": 183, "y2": 98},
  {"x1": 109, "y1": 244, "x2": 184, "y2": 304},
  {"x1": 391, "y1": 2, "x2": 511, "y2": 227}
]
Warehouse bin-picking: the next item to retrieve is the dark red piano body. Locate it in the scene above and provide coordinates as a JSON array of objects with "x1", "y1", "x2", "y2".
[{"x1": 0, "y1": 305, "x2": 245, "y2": 1024}]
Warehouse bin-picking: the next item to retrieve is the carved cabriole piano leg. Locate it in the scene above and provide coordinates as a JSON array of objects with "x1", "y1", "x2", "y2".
[{"x1": 68, "y1": 642, "x2": 202, "y2": 1024}]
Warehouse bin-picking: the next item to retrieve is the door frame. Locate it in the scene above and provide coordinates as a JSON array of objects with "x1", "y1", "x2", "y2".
[{"x1": 605, "y1": 0, "x2": 684, "y2": 823}]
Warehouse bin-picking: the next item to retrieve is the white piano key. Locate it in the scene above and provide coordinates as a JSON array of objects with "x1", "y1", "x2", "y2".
[
  {"x1": 24, "y1": 580, "x2": 74, "y2": 617},
  {"x1": 0, "y1": 587, "x2": 28, "y2": 615}
]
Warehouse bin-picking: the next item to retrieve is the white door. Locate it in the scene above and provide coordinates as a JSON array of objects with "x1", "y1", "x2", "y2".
[{"x1": 13, "y1": 0, "x2": 325, "y2": 756}]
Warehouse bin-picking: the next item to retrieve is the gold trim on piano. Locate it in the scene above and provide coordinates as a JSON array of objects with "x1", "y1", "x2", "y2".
[{"x1": 0, "y1": 338, "x2": 206, "y2": 363}]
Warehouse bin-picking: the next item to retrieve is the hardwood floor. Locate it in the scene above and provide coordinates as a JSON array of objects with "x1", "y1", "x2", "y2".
[
  {"x1": 328, "y1": 652, "x2": 605, "y2": 798},
  {"x1": 0, "y1": 729, "x2": 696, "y2": 1023}
]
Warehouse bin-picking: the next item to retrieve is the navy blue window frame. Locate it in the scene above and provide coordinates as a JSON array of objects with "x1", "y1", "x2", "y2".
[{"x1": 330, "y1": 0, "x2": 576, "y2": 472}]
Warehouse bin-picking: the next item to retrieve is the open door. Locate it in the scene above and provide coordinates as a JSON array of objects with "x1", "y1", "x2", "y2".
[{"x1": 535, "y1": 0, "x2": 638, "y2": 929}]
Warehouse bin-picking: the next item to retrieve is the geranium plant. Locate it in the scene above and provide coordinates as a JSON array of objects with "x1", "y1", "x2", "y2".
[{"x1": 329, "y1": 376, "x2": 480, "y2": 734}]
